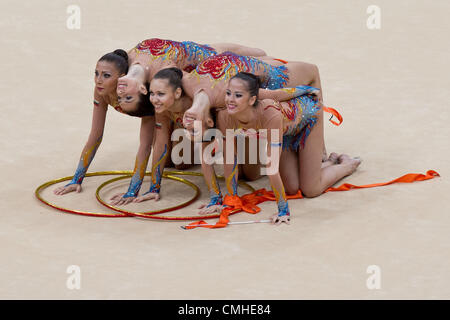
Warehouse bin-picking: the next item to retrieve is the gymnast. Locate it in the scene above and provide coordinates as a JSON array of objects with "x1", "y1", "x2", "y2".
[
  {"x1": 52, "y1": 49, "x2": 156, "y2": 196},
  {"x1": 115, "y1": 38, "x2": 267, "y2": 116},
  {"x1": 178, "y1": 51, "x2": 330, "y2": 159},
  {"x1": 120, "y1": 52, "x2": 325, "y2": 209},
  {"x1": 127, "y1": 68, "x2": 310, "y2": 204},
  {"x1": 180, "y1": 51, "x2": 324, "y2": 129},
  {"x1": 53, "y1": 38, "x2": 268, "y2": 199},
  {"x1": 215, "y1": 72, "x2": 361, "y2": 224}
]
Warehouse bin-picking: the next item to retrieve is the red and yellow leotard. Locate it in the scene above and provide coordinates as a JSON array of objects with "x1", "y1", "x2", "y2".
[{"x1": 133, "y1": 38, "x2": 218, "y2": 72}]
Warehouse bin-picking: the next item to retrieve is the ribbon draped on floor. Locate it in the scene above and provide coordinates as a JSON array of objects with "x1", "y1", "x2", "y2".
[{"x1": 184, "y1": 170, "x2": 440, "y2": 230}]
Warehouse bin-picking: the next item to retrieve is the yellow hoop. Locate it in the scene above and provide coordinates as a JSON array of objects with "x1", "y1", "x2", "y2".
[
  {"x1": 35, "y1": 171, "x2": 133, "y2": 217},
  {"x1": 36, "y1": 170, "x2": 255, "y2": 220},
  {"x1": 96, "y1": 171, "x2": 255, "y2": 220},
  {"x1": 95, "y1": 172, "x2": 200, "y2": 218}
]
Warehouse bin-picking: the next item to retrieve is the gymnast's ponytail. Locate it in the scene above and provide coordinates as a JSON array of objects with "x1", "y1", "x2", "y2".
[
  {"x1": 98, "y1": 49, "x2": 129, "y2": 74},
  {"x1": 231, "y1": 72, "x2": 261, "y2": 107}
]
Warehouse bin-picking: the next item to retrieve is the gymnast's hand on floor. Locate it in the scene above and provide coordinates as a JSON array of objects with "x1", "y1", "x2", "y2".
[
  {"x1": 110, "y1": 193, "x2": 136, "y2": 206},
  {"x1": 133, "y1": 192, "x2": 160, "y2": 203},
  {"x1": 197, "y1": 203, "x2": 225, "y2": 215},
  {"x1": 270, "y1": 213, "x2": 291, "y2": 226},
  {"x1": 54, "y1": 183, "x2": 82, "y2": 195}
]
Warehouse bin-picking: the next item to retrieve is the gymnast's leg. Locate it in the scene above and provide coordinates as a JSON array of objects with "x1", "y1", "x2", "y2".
[
  {"x1": 210, "y1": 43, "x2": 267, "y2": 57},
  {"x1": 297, "y1": 106, "x2": 360, "y2": 198},
  {"x1": 279, "y1": 148, "x2": 300, "y2": 195},
  {"x1": 238, "y1": 137, "x2": 262, "y2": 181}
]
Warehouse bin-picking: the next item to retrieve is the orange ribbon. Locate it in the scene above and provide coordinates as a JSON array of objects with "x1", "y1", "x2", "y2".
[
  {"x1": 273, "y1": 58, "x2": 289, "y2": 64},
  {"x1": 323, "y1": 106, "x2": 343, "y2": 126},
  {"x1": 185, "y1": 170, "x2": 440, "y2": 229},
  {"x1": 270, "y1": 57, "x2": 343, "y2": 126},
  {"x1": 261, "y1": 56, "x2": 343, "y2": 127}
]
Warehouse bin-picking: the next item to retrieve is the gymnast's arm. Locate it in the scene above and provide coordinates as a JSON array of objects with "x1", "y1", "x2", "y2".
[
  {"x1": 183, "y1": 88, "x2": 212, "y2": 130},
  {"x1": 221, "y1": 113, "x2": 239, "y2": 199},
  {"x1": 109, "y1": 115, "x2": 155, "y2": 205},
  {"x1": 133, "y1": 113, "x2": 171, "y2": 203},
  {"x1": 197, "y1": 110, "x2": 228, "y2": 214},
  {"x1": 191, "y1": 89, "x2": 211, "y2": 113},
  {"x1": 258, "y1": 85, "x2": 320, "y2": 102},
  {"x1": 264, "y1": 111, "x2": 291, "y2": 225},
  {"x1": 53, "y1": 95, "x2": 107, "y2": 195}
]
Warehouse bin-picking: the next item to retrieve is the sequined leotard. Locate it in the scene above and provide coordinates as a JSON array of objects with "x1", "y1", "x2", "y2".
[
  {"x1": 192, "y1": 51, "x2": 289, "y2": 90},
  {"x1": 226, "y1": 93, "x2": 321, "y2": 151},
  {"x1": 267, "y1": 95, "x2": 321, "y2": 151},
  {"x1": 132, "y1": 38, "x2": 218, "y2": 72}
]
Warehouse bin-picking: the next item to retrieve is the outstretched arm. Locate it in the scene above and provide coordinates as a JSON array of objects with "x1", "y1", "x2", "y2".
[
  {"x1": 224, "y1": 149, "x2": 239, "y2": 197},
  {"x1": 264, "y1": 114, "x2": 290, "y2": 225},
  {"x1": 109, "y1": 115, "x2": 155, "y2": 205},
  {"x1": 216, "y1": 109, "x2": 239, "y2": 198},
  {"x1": 197, "y1": 154, "x2": 225, "y2": 214},
  {"x1": 54, "y1": 97, "x2": 107, "y2": 195},
  {"x1": 133, "y1": 113, "x2": 171, "y2": 203},
  {"x1": 197, "y1": 109, "x2": 228, "y2": 214}
]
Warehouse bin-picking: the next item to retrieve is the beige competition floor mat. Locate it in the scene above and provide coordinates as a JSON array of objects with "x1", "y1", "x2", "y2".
[{"x1": 1, "y1": 0, "x2": 449, "y2": 299}]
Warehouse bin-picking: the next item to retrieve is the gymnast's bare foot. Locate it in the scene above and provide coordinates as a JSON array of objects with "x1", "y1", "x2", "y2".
[
  {"x1": 328, "y1": 152, "x2": 339, "y2": 163},
  {"x1": 322, "y1": 146, "x2": 328, "y2": 162},
  {"x1": 337, "y1": 154, "x2": 362, "y2": 175},
  {"x1": 321, "y1": 152, "x2": 339, "y2": 169}
]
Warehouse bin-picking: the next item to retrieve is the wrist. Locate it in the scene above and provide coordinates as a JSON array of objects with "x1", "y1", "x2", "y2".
[
  {"x1": 123, "y1": 191, "x2": 138, "y2": 198},
  {"x1": 147, "y1": 184, "x2": 161, "y2": 194},
  {"x1": 64, "y1": 181, "x2": 80, "y2": 187},
  {"x1": 277, "y1": 201, "x2": 290, "y2": 217},
  {"x1": 124, "y1": 177, "x2": 143, "y2": 198},
  {"x1": 206, "y1": 192, "x2": 223, "y2": 207}
]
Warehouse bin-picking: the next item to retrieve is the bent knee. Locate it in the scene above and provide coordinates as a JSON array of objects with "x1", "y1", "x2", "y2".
[
  {"x1": 284, "y1": 183, "x2": 300, "y2": 196},
  {"x1": 252, "y1": 48, "x2": 267, "y2": 57},
  {"x1": 300, "y1": 186, "x2": 323, "y2": 198},
  {"x1": 308, "y1": 63, "x2": 320, "y2": 78},
  {"x1": 240, "y1": 165, "x2": 262, "y2": 181},
  {"x1": 243, "y1": 172, "x2": 261, "y2": 181},
  {"x1": 174, "y1": 163, "x2": 194, "y2": 170}
]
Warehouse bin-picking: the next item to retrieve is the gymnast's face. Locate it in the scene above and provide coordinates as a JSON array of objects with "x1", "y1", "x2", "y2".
[
  {"x1": 94, "y1": 60, "x2": 121, "y2": 97},
  {"x1": 116, "y1": 75, "x2": 147, "y2": 113},
  {"x1": 225, "y1": 78, "x2": 257, "y2": 115},
  {"x1": 149, "y1": 78, "x2": 181, "y2": 114}
]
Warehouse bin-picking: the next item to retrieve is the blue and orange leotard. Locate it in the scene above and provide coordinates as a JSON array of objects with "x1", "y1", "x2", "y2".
[
  {"x1": 225, "y1": 91, "x2": 322, "y2": 152},
  {"x1": 265, "y1": 94, "x2": 322, "y2": 151},
  {"x1": 192, "y1": 51, "x2": 289, "y2": 90}
]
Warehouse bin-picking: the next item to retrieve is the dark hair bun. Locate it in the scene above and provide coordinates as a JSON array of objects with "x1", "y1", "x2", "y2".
[
  {"x1": 113, "y1": 49, "x2": 128, "y2": 61},
  {"x1": 167, "y1": 67, "x2": 183, "y2": 79},
  {"x1": 99, "y1": 49, "x2": 129, "y2": 74},
  {"x1": 256, "y1": 75, "x2": 261, "y2": 87},
  {"x1": 253, "y1": 74, "x2": 262, "y2": 88}
]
